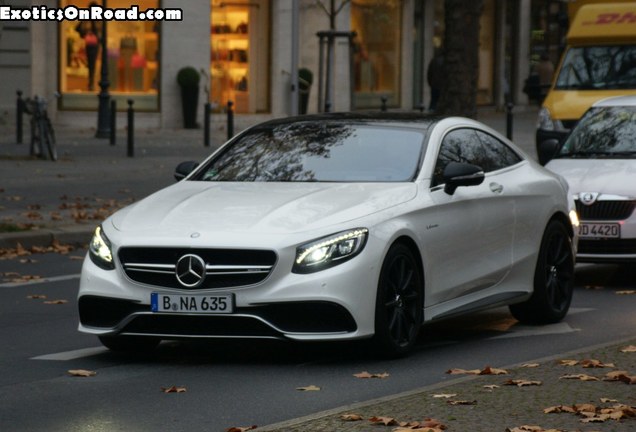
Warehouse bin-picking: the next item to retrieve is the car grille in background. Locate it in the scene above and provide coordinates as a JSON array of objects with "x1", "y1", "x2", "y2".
[
  {"x1": 575, "y1": 200, "x2": 636, "y2": 221},
  {"x1": 118, "y1": 247, "x2": 277, "y2": 289}
]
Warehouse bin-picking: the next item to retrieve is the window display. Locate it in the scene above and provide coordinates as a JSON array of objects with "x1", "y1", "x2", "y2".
[
  {"x1": 351, "y1": 0, "x2": 402, "y2": 109},
  {"x1": 210, "y1": 0, "x2": 269, "y2": 114},
  {"x1": 59, "y1": 0, "x2": 159, "y2": 111}
]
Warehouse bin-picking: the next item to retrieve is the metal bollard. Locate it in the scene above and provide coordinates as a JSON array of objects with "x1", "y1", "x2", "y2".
[
  {"x1": 506, "y1": 102, "x2": 514, "y2": 141},
  {"x1": 418, "y1": 103, "x2": 426, "y2": 113},
  {"x1": 127, "y1": 99, "x2": 134, "y2": 157},
  {"x1": 204, "y1": 102, "x2": 211, "y2": 147},
  {"x1": 324, "y1": 101, "x2": 331, "y2": 113},
  {"x1": 110, "y1": 100, "x2": 116, "y2": 146},
  {"x1": 381, "y1": 96, "x2": 388, "y2": 112},
  {"x1": 227, "y1": 100, "x2": 234, "y2": 141},
  {"x1": 16, "y1": 90, "x2": 24, "y2": 144}
]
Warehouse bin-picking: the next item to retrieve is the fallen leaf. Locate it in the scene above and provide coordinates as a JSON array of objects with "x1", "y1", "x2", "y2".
[
  {"x1": 520, "y1": 363, "x2": 540, "y2": 368},
  {"x1": 225, "y1": 426, "x2": 257, "y2": 432},
  {"x1": 68, "y1": 369, "x2": 96, "y2": 377},
  {"x1": 432, "y1": 393, "x2": 457, "y2": 398},
  {"x1": 369, "y1": 416, "x2": 398, "y2": 426},
  {"x1": 161, "y1": 386, "x2": 187, "y2": 393},
  {"x1": 27, "y1": 294, "x2": 47, "y2": 299},
  {"x1": 600, "y1": 398, "x2": 619, "y2": 403},
  {"x1": 340, "y1": 413, "x2": 363, "y2": 421},
  {"x1": 480, "y1": 366, "x2": 509, "y2": 375},
  {"x1": 616, "y1": 290, "x2": 636, "y2": 295},
  {"x1": 43, "y1": 300, "x2": 68, "y2": 305},
  {"x1": 581, "y1": 359, "x2": 615, "y2": 368},
  {"x1": 559, "y1": 374, "x2": 599, "y2": 381},
  {"x1": 506, "y1": 426, "x2": 545, "y2": 432},
  {"x1": 296, "y1": 385, "x2": 320, "y2": 391},
  {"x1": 353, "y1": 371, "x2": 390, "y2": 379},
  {"x1": 544, "y1": 405, "x2": 577, "y2": 414},
  {"x1": 445, "y1": 368, "x2": 481, "y2": 375},
  {"x1": 504, "y1": 379, "x2": 542, "y2": 387},
  {"x1": 483, "y1": 384, "x2": 499, "y2": 390},
  {"x1": 620, "y1": 345, "x2": 636, "y2": 353},
  {"x1": 618, "y1": 374, "x2": 636, "y2": 384},
  {"x1": 447, "y1": 399, "x2": 477, "y2": 405},
  {"x1": 558, "y1": 359, "x2": 579, "y2": 366},
  {"x1": 604, "y1": 371, "x2": 630, "y2": 381}
]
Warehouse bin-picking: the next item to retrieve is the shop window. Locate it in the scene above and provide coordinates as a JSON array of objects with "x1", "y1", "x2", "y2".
[
  {"x1": 59, "y1": 0, "x2": 160, "y2": 111},
  {"x1": 351, "y1": 0, "x2": 402, "y2": 109},
  {"x1": 210, "y1": 0, "x2": 270, "y2": 114}
]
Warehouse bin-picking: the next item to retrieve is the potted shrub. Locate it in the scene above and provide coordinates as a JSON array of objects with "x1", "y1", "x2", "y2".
[
  {"x1": 177, "y1": 66, "x2": 200, "y2": 128},
  {"x1": 298, "y1": 67, "x2": 313, "y2": 114}
]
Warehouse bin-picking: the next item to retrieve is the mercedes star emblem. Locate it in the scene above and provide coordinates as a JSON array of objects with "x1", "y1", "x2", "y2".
[{"x1": 175, "y1": 254, "x2": 206, "y2": 288}]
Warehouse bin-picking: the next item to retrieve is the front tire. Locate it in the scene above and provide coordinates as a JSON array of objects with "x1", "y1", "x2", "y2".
[
  {"x1": 373, "y1": 243, "x2": 423, "y2": 358},
  {"x1": 510, "y1": 220, "x2": 574, "y2": 324}
]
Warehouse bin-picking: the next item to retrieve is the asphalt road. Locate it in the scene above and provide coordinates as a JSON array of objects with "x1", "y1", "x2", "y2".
[{"x1": 1, "y1": 252, "x2": 635, "y2": 432}]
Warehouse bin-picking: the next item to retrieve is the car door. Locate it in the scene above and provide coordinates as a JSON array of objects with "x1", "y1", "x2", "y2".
[{"x1": 422, "y1": 127, "x2": 522, "y2": 307}]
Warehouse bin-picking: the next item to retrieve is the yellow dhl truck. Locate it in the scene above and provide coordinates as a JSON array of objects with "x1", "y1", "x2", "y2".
[{"x1": 536, "y1": 1, "x2": 636, "y2": 148}]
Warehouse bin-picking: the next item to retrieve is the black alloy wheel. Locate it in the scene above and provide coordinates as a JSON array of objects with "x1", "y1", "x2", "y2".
[
  {"x1": 374, "y1": 243, "x2": 423, "y2": 357},
  {"x1": 510, "y1": 220, "x2": 574, "y2": 324}
]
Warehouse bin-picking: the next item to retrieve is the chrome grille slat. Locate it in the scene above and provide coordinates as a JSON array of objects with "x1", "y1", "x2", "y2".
[{"x1": 118, "y1": 247, "x2": 277, "y2": 290}]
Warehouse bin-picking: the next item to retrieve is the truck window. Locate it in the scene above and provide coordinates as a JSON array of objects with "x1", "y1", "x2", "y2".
[{"x1": 555, "y1": 45, "x2": 636, "y2": 91}]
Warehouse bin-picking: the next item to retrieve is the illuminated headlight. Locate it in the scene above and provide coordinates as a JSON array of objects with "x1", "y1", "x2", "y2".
[
  {"x1": 537, "y1": 107, "x2": 566, "y2": 132},
  {"x1": 89, "y1": 225, "x2": 114, "y2": 270},
  {"x1": 569, "y1": 210, "x2": 580, "y2": 228},
  {"x1": 293, "y1": 228, "x2": 368, "y2": 274}
]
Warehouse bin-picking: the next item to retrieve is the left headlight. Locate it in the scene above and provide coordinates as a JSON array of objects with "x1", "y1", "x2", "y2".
[
  {"x1": 293, "y1": 228, "x2": 369, "y2": 274},
  {"x1": 89, "y1": 225, "x2": 114, "y2": 270}
]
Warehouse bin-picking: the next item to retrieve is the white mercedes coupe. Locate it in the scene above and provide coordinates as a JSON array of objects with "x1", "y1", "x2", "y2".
[{"x1": 79, "y1": 113, "x2": 578, "y2": 357}]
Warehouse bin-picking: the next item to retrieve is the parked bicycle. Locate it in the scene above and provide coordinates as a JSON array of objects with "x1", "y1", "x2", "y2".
[{"x1": 23, "y1": 94, "x2": 57, "y2": 161}]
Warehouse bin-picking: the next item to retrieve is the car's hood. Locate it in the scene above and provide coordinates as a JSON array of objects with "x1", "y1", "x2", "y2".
[
  {"x1": 546, "y1": 159, "x2": 636, "y2": 198},
  {"x1": 111, "y1": 181, "x2": 417, "y2": 235}
]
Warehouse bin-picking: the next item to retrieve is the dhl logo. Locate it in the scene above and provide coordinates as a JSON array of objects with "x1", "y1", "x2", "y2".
[{"x1": 583, "y1": 12, "x2": 636, "y2": 24}]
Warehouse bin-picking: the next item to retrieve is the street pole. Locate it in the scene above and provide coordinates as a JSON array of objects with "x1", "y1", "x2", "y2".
[{"x1": 95, "y1": 1, "x2": 111, "y2": 138}]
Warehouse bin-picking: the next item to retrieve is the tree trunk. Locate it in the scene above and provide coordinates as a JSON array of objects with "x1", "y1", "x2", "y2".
[{"x1": 436, "y1": 0, "x2": 484, "y2": 118}]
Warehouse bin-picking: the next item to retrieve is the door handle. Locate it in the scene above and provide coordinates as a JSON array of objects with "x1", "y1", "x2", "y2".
[{"x1": 489, "y1": 182, "x2": 504, "y2": 194}]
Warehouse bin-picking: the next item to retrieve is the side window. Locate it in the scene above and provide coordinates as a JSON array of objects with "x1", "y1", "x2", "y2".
[
  {"x1": 432, "y1": 128, "x2": 523, "y2": 187},
  {"x1": 432, "y1": 128, "x2": 480, "y2": 187},
  {"x1": 474, "y1": 131, "x2": 523, "y2": 171}
]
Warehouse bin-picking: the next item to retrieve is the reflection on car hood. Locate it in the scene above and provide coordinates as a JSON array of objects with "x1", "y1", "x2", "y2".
[
  {"x1": 111, "y1": 181, "x2": 417, "y2": 234},
  {"x1": 546, "y1": 159, "x2": 636, "y2": 198}
]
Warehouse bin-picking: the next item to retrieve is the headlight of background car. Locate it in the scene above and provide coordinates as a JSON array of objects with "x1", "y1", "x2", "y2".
[
  {"x1": 89, "y1": 225, "x2": 114, "y2": 270},
  {"x1": 293, "y1": 228, "x2": 368, "y2": 274}
]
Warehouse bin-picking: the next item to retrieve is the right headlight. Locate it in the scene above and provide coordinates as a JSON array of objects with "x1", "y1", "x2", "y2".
[
  {"x1": 537, "y1": 107, "x2": 566, "y2": 132},
  {"x1": 89, "y1": 225, "x2": 114, "y2": 270},
  {"x1": 292, "y1": 228, "x2": 368, "y2": 274}
]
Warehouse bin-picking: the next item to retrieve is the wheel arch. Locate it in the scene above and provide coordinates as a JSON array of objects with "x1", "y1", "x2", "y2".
[
  {"x1": 549, "y1": 211, "x2": 574, "y2": 239},
  {"x1": 390, "y1": 235, "x2": 425, "y2": 321}
]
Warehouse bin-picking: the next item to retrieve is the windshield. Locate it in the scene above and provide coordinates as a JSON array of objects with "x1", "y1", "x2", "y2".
[
  {"x1": 555, "y1": 45, "x2": 636, "y2": 90},
  {"x1": 192, "y1": 122, "x2": 426, "y2": 182},
  {"x1": 558, "y1": 106, "x2": 636, "y2": 158}
]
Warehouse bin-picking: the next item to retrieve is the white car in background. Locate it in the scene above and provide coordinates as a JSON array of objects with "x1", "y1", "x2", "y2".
[
  {"x1": 540, "y1": 96, "x2": 636, "y2": 263},
  {"x1": 79, "y1": 112, "x2": 578, "y2": 357}
]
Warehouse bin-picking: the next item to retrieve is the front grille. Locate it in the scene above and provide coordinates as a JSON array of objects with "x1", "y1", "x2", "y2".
[
  {"x1": 118, "y1": 247, "x2": 277, "y2": 289},
  {"x1": 122, "y1": 315, "x2": 282, "y2": 338},
  {"x1": 575, "y1": 200, "x2": 636, "y2": 221},
  {"x1": 578, "y1": 239, "x2": 636, "y2": 255}
]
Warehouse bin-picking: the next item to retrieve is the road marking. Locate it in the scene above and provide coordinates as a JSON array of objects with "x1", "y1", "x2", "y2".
[
  {"x1": 31, "y1": 346, "x2": 107, "y2": 361},
  {"x1": 490, "y1": 322, "x2": 580, "y2": 340},
  {"x1": 0, "y1": 273, "x2": 80, "y2": 288}
]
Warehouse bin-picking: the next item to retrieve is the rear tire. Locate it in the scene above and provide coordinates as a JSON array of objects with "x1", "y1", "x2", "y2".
[
  {"x1": 99, "y1": 335, "x2": 160, "y2": 353},
  {"x1": 510, "y1": 220, "x2": 574, "y2": 324},
  {"x1": 373, "y1": 243, "x2": 423, "y2": 358}
]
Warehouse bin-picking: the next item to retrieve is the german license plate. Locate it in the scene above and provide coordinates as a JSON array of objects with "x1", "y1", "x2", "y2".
[
  {"x1": 151, "y1": 293, "x2": 234, "y2": 314},
  {"x1": 579, "y1": 223, "x2": 620, "y2": 239}
]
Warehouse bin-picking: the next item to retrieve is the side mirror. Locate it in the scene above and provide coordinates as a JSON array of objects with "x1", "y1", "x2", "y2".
[
  {"x1": 537, "y1": 139, "x2": 561, "y2": 166},
  {"x1": 174, "y1": 161, "x2": 199, "y2": 181},
  {"x1": 443, "y1": 162, "x2": 485, "y2": 195}
]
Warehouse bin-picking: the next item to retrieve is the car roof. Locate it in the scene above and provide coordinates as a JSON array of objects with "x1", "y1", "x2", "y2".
[
  {"x1": 252, "y1": 112, "x2": 443, "y2": 130},
  {"x1": 593, "y1": 95, "x2": 636, "y2": 107}
]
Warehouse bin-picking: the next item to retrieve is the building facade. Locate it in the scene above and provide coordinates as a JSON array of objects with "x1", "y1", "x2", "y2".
[{"x1": 0, "y1": 0, "x2": 570, "y2": 131}]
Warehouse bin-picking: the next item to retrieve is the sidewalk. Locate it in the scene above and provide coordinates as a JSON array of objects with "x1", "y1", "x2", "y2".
[
  {"x1": 0, "y1": 107, "x2": 540, "y2": 250},
  {"x1": 257, "y1": 338, "x2": 636, "y2": 432}
]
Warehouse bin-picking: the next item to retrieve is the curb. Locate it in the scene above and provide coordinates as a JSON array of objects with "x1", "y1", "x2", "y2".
[{"x1": 0, "y1": 225, "x2": 93, "y2": 249}]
